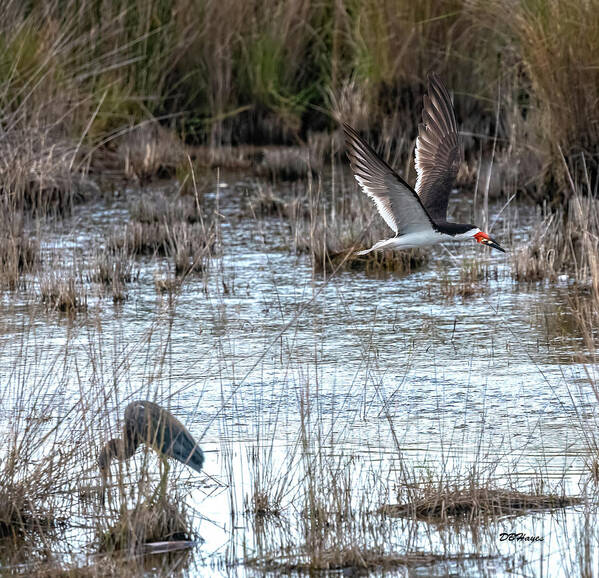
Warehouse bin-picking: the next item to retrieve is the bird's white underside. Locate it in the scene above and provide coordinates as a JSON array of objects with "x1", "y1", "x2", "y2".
[
  {"x1": 356, "y1": 228, "x2": 481, "y2": 255},
  {"x1": 352, "y1": 157, "x2": 481, "y2": 255}
]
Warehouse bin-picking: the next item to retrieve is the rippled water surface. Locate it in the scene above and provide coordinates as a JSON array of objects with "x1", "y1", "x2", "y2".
[{"x1": 0, "y1": 173, "x2": 597, "y2": 576}]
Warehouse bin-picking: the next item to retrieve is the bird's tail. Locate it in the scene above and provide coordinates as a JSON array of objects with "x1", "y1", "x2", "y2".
[
  {"x1": 354, "y1": 238, "x2": 394, "y2": 256},
  {"x1": 354, "y1": 247, "x2": 375, "y2": 256}
]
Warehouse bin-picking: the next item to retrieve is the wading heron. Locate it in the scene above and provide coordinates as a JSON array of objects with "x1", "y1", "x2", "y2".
[{"x1": 98, "y1": 400, "x2": 204, "y2": 501}]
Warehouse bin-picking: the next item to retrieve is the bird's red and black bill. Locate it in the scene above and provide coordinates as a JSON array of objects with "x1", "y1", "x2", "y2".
[
  {"x1": 486, "y1": 237, "x2": 505, "y2": 253},
  {"x1": 474, "y1": 231, "x2": 505, "y2": 253}
]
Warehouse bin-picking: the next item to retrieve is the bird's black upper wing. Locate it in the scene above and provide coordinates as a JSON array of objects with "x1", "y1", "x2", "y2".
[
  {"x1": 414, "y1": 72, "x2": 461, "y2": 222},
  {"x1": 343, "y1": 123, "x2": 434, "y2": 235}
]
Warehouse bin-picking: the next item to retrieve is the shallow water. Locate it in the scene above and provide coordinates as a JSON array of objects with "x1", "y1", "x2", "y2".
[{"x1": 0, "y1": 173, "x2": 597, "y2": 576}]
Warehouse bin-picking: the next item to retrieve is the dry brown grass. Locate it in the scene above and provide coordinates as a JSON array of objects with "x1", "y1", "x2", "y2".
[
  {"x1": 248, "y1": 489, "x2": 281, "y2": 518},
  {"x1": 88, "y1": 249, "x2": 136, "y2": 303},
  {"x1": 475, "y1": 0, "x2": 599, "y2": 188},
  {"x1": 40, "y1": 274, "x2": 88, "y2": 314},
  {"x1": 0, "y1": 0, "x2": 596, "y2": 206},
  {"x1": 99, "y1": 498, "x2": 192, "y2": 554},
  {"x1": 248, "y1": 549, "x2": 496, "y2": 574},
  {"x1": 0, "y1": 397, "x2": 77, "y2": 547},
  {"x1": 0, "y1": 225, "x2": 39, "y2": 290},
  {"x1": 381, "y1": 487, "x2": 580, "y2": 523},
  {"x1": 439, "y1": 261, "x2": 496, "y2": 299},
  {"x1": 247, "y1": 183, "x2": 310, "y2": 221},
  {"x1": 108, "y1": 190, "x2": 215, "y2": 277},
  {"x1": 119, "y1": 124, "x2": 186, "y2": 183},
  {"x1": 0, "y1": 130, "x2": 81, "y2": 216},
  {"x1": 512, "y1": 191, "x2": 599, "y2": 293}
]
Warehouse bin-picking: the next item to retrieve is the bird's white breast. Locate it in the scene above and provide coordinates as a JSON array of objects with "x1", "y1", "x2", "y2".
[{"x1": 386, "y1": 229, "x2": 447, "y2": 249}]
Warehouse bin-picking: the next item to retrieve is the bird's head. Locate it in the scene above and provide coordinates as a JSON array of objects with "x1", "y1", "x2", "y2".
[
  {"x1": 98, "y1": 438, "x2": 124, "y2": 477},
  {"x1": 473, "y1": 230, "x2": 505, "y2": 253}
]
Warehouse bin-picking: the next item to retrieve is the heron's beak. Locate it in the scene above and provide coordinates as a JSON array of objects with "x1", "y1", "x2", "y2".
[
  {"x1": 100, "y1": 471, "x2": 108, "y2": 507},
  {"x1": 483, "y1": 237, "x2": 506, "y2": 253}
]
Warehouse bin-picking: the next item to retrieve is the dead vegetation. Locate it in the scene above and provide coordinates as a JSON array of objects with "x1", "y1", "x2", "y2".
[
  {"x1": 512, "y1": 191, "x2": 599, "y2": 291},
  {"x1": 0, "y1": 229, "x2": 39, "y2": 291},
  {"x1": 381, "y1": 487, "x2": 581, "y2": 523},
  {"x1": 0, "y1": 391, "x2": 75, "y2": 548},
  {"x1": 99, "y1": 497, "x2": 193, "y2": 554},
  {"x1": 247, "y1": 183, "x2": 310, "y2": 221},
  {"x1": 248, "y1": 549, "x2": 496, "y2": 574},
  {"x1": 40, "y1": 274, "x2": 88, "y2": 314},
  {"x1": 108, "y1": 190, "x2": 215, "y2": 277},
  {"x1": 439, "y1": 261, "x2": 497, "y2": 299},
  {"x1": 89, "y1": 249, "x2": 135, "y2": 303},
  {"x1": 192, "y1": 144, "x2": 321, "y2": 181}
]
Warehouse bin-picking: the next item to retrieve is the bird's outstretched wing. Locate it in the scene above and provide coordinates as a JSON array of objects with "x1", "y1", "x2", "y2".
[
  {"x1": 414, "y1": 72, "x2": 461, "y2": 222},
  {"x1": 343, "y1": 123, "x2": 434, "y2": 235}
]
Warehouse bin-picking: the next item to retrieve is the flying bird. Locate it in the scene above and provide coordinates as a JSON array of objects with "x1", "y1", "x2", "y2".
[
  {"x1": 98, "y1": 400, "x2": 204, "y2": 500},
  {"x1": 343, "y1": 72, "x2": 505, "y2": 256}
]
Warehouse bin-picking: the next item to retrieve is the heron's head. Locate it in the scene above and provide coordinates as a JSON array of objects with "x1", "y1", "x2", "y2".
[
  {"x1": 473, "y1": 230, "x2": 505, "y2": 253},
  {"x1": 98, "y1": 438, "x2": 123, "y2": 477}
]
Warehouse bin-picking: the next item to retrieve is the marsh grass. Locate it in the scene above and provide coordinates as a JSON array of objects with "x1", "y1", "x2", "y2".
[
  {"x1": 108, "y1": 190, "x2": 215, "y2": 277},
  {"x1": 512, "y1": 187, "x2": 599, "y2": 302},
  {"x1": 40, "y1": 273, "x2": 88, "y2": 314},
  {"x1": 0, "y1": 226, "x2": 40, "y2": 290},
  {"x1": 439, "y1": 260, "x2": 497, "y2": 299},
  {"x1": 477, "y1": 0, "x2": 599, "y2": 188},
  {"x1": 120, "y1": 124, "x2": 186, "y2": 183},
  {"x1": 0, "y1": 346, "x2": 85, "y2": 557},
  {"x1": 382, "y1": 486, "x2": 580, "y2": 523},
  {"x1": 234, "y1": 352, "x2": 583, "y2": 576},
  {"x1": 247, "y1": 549, "x2": 494, "y2": 574},
  {"x1": 0, "y1": 0, "x2": 596, "y2": 209},
  {"x1": 248, "y1": 183, "x2": 310, "y2": 221},
  {"x1": 0, "y1": 451, "x2": 69, "y2": 540},
  {"x1": 99, "y1": 497, "x2": 192, "y2": 553},
  {"x1": 89, "y1": 249, "x2": 136, "y2": 303}
]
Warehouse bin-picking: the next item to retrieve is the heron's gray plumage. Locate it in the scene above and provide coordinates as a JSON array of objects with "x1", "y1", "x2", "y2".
[
  {"x1": 99, "y1": 400, "x2": 204, "y2": 475},
  {"x1": 414, "y1": 72, "x2": 462, "y2": 222},
  {"x1": 343, "y1": 123, "x2": 434, "y2": 236}
]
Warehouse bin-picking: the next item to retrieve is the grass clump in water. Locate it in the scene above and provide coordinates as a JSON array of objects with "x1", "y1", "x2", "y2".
[
  {"x1": 439, "y1": 260, "x2": 497, "y2": 299},
  {"x1": 108, "y1": 190, "x2": 215, "y2": 277},
  {"x1": 382, "y1": 485, "x2": 580, "y2": 523},
  {"x1": 0, "y1": 233, "x2": 39, "y2": 291},
  {"x1": 40, "y1": 274, "x2": 87, "y2": 314},
  {"x1": 99, "y1": 496, "x2": 193, "y2": 553},
  {"x1": 89, "y1": 249, "x2": 136, "y2": 303},
  {"x1": 512, "y1": 189, "x2": 599, "y2": 297}
]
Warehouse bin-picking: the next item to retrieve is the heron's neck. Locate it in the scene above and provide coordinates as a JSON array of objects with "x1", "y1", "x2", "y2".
[
  {"x1": 110, "y1": 436, "x2": 138, "y2": 462},
  {"x1": 121, "y1": 435, "x2": 139, "y2": 459}
]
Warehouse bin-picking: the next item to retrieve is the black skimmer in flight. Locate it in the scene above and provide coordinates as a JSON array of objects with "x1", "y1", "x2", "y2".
[{"x1": 343, "y1": 72, "x2": 505, "y2": 256}]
